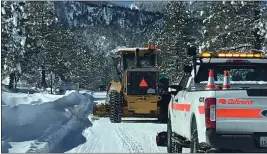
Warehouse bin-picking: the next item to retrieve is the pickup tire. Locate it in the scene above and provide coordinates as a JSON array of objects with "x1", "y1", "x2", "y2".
[
  {"x1": 167, "y1": 118, "x2": 182, "y2": 153},
  {"x1": 190, "y1": 124, "x2": 200, "y2": 153},
  {"x1": 109, "y1": 90, "x2": 122, "y2": 123}
]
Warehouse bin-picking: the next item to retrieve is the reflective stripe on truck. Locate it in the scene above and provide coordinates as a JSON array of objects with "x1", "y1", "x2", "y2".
[
  {"x1": 217, "y1": 108, "x2": 263, "y2": 118},
  {"x1": 171, "y1": 103, "x2": 204, "y2": 114},
  {"x1": 214, "y1": 90, "x2": 267, "y2": 133}
]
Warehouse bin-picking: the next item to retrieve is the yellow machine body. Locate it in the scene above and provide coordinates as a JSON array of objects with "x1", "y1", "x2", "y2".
[
  {"x1": 93, "y1": 88, "x2": 162, "y2": 117},
  {"x1": 93, "y1": 46, "x2": 166, "y2": 120}
]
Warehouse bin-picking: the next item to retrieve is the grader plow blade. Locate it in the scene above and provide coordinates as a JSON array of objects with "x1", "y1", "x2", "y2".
[{"x1": 93, "y1": 103, "x2": 110, "y2": 117}]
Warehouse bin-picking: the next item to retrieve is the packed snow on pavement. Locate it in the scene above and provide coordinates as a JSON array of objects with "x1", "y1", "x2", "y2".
[
  {"x1": 60, "y1": 91, "x2": 190, "y2": 153},
  {"x1": 66, "y1": 117, "x2": 167, "y2": 153}
]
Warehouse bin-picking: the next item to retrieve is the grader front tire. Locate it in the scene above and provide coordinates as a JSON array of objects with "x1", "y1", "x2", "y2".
[{"x1": 109, "y1": 90, "x2": 122, "y2": 123}]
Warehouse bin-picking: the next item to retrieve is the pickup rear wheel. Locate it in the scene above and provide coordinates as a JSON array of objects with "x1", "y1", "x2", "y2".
[
  {"x1": 167, "y1": 118, "x2": 182, "y2": 153},
  {"x1": 190, "y1": 128, "x2": 200, "y2": 153},
  {"x1": 167, "y1": 119, "x2": 172, "y2": 153}
]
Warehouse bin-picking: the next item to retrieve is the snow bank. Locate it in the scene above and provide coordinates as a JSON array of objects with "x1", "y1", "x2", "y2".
[
  {"x1": 7, "y1": 141, "x2": 48, "y2": 153},
  {"x1": 2, "y1": 91, "x2": 94, "y2": 153},
  {"x1": 65, "y1": 90, "x2": 77, "y2": 95},
  {"x1": 2, "y1": 77, "x2": 11, "y2": 85},
  {"x1": 2, "y1": 91, "x2": 64, "y2": 106},
  {"x1": 92, "y1": 91, "x2": 107, "y2": 99},
  {"x1": 92, "y1": 91, "x2": 107, "y2": 104},
  {"x1": 1, "y1": 83, "x2": 40, "y2": 94}
]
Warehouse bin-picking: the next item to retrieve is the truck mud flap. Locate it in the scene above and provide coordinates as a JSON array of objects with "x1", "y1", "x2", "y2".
[
  {"x1": 198, "y1": 142, "x2": 218, "y2": 153},
  {"x1": 156, "y1": 131, "x2": 167, "y2": 147}
]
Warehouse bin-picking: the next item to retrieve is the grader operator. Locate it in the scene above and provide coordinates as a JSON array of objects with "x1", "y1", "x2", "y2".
[{"x1": 93, "y1": 46, "x2": 171, "y2": 123}]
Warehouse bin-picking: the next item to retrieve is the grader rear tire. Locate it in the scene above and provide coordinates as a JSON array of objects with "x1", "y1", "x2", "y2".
[{"x1": 109, "y1": 90, "x2": 122, "y2": 123}]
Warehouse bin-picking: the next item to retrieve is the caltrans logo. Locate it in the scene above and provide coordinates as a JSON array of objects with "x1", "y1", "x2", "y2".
[
  {"x1": 218, "y1": 98, "x2": 254, "y2": 105},
  {"x1": 218, "y1": 98, "x2": 227, "y2": 104}
]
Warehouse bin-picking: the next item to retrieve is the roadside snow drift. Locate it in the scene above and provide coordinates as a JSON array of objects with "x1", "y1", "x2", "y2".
[
  {"x1": 2, "y1": 91, "x2": 93, "y2": 153},
  {"x1": 2, "y1": 91, "x2": 64, "y2": 106},
  {"x1": 91, "y1": 91, "x2": 107, "y2": 104}
]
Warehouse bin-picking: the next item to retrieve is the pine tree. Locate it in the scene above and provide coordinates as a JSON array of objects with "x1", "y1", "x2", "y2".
[
  {"x1": 1, "y1": 1, "x2": 27, "y2": 88},
  {"x1": 200, "y1": 1, "x2": 264, "y2": 51},
  {"x1": 257, "y1": 2, "x2": 267, "y2": 50},
  {"x1": 22, "y1": 1, "x2": 59, "y2": 88},
  {"x1": 156, "y1": 2, "x2": 198, "y2": 83}
]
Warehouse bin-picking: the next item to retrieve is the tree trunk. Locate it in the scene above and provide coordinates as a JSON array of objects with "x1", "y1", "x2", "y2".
[
  {"x1": 9, "y1": 72, "x2": 15, "y2": 89},
  {"x1": 41, "y1": 65, "x2": 47, "y2": 88},
  {"x1": 14, "y1": 73, "x2": 20, "y2": 89}
]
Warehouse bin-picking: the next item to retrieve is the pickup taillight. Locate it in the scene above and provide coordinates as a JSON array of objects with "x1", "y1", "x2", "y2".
[{"x1": 204, "y1": 97, "x2": 216, "y2": 129}]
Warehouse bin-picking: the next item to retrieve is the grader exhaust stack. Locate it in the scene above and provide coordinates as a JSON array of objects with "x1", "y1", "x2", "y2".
[{"x1": 135, "y1": 48, "x2": 140, "y2": 68}]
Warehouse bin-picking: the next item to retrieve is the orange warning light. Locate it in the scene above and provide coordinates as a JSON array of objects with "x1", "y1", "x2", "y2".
[
  {"x1": 139, "y1": 78, "x2": 148, "y2": 87},
  {"x1": 147, "y1": 45, "x2": 156, "y2": 50}
]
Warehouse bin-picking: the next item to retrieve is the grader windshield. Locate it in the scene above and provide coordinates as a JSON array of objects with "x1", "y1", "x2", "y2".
[
  {"x1": 119, "y1": 47, "x2": 158, "y2": 70},
  {"x1": 123, "y1": 53, "x2": 156, "y2": 70}
]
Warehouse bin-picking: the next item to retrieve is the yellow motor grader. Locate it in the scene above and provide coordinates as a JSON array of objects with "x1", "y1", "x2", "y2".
[{"x1": 93, "y1": 46, "x2": 171, "y2": 123}]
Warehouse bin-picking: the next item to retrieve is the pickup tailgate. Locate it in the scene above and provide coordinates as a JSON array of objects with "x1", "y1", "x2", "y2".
[{"x1": 215, "y1": 89, "x2": 267, "y2": 133}]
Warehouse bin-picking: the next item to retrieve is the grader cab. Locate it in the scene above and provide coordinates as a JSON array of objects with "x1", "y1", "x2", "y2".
[{"x1": 93, "y1": 46, "x2": 171, "y2": 123}]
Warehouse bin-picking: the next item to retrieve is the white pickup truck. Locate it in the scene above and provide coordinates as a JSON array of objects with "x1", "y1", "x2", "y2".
[{"x1": 167, "y1": 47, "x2": 267, "y2": 153}]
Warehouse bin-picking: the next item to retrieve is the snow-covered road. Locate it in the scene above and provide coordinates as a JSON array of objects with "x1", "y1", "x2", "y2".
[
  {"x1": 56, "y1": 91, "x2": 190, "y2": 153},
  {"x1": 2, "y1": 89, "x2": 189, "y2": 153},
  {"x1": 67, "y1": 117, "x2": 167, "y2": 153}
]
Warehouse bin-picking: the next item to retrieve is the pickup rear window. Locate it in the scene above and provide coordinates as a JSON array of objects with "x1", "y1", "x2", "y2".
[{"x1": 195, "y1": 63, "x2": 267, "y2": 83}]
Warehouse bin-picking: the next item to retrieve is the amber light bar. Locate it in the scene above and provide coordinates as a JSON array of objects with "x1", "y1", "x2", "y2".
[{"x1": 200, "y1": 51, "x2": 265, "y2": 58}]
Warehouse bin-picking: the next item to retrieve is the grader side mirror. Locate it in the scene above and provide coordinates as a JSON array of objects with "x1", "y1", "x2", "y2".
[
  {"x1": 168, "y1": 85, "x2": 182, "y2": 95},
  {"x1": 187, "y1": 46, "x2": 197, "y2": 56}
]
